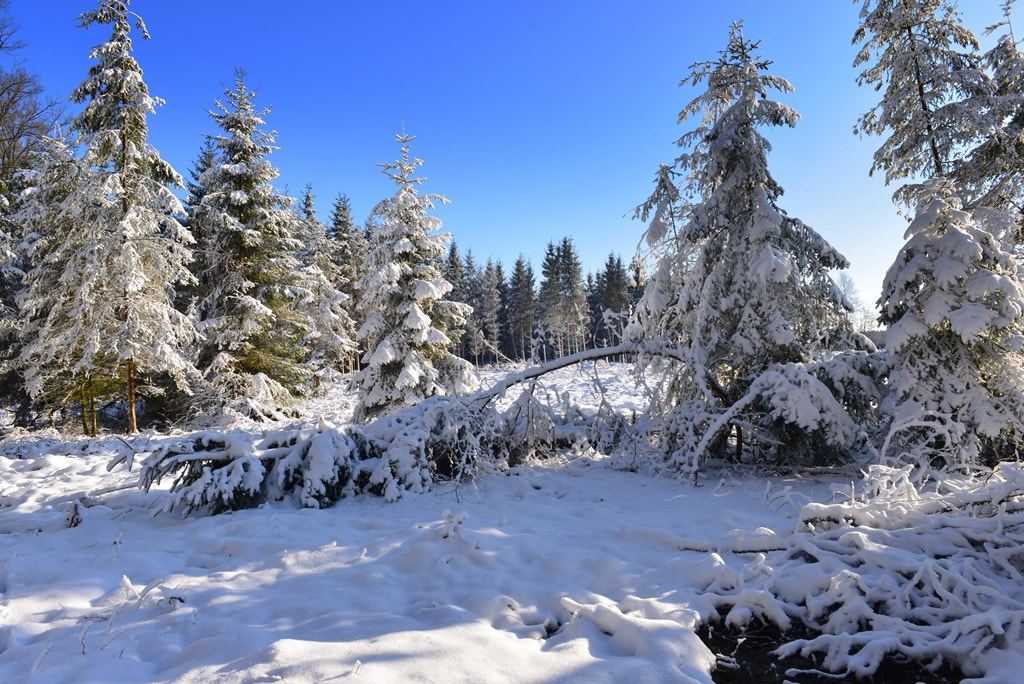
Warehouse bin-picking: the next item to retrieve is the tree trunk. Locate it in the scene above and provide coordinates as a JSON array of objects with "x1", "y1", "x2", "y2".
[
  {"x1": 126, "y1": 357, "x2": 138, "y2": 434},
  {"x1": 906, "y1": 26, "x2": 944, "y2": 176},
  {"x1": 80, "y1": 386, "x2": 89, "y2": 435}
]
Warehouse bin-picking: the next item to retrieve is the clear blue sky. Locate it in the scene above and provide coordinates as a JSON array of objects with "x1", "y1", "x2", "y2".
[{"x1": 5, "y1": 0, "x2": 1008, "y2": 307}]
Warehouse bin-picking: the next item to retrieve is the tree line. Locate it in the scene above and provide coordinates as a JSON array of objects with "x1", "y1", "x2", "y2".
[
  {"x1": 3, "y1": 0, "x2": 1024, "y2": 479},
  {"x1": 0, "y1": 0, "x2": 641, "y2": 432}
]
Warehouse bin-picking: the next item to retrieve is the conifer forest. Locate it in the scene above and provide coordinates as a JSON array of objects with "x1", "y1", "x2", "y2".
[{"x1": 2, "y1": 2, "x2": 1024, "y2": 682}]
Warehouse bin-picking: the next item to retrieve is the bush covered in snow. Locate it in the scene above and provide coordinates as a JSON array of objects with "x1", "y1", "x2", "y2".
[{"x1": 693, "y1": 463, "x2": 1024, "y2": 679}]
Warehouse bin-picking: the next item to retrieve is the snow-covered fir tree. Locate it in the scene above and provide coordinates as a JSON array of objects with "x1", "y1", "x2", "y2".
[
  {"x1": 634, "y1": 22, "x2": 862, "y2": 467},
  {"x1": 189, "y1": 68, "x2": 309, "y2": 418},
  {"x1": 879, "y1": 177, "x2": 1024, "y2": 466},
  {"x1": 294, "y1": 184, "x2": 356, "y2": 390},
  {"x1": 17, "y1": 2, "x2": 199, "y2": 434},
  {"x1": 460, "y1": 250, "x2": 485, "y2": 362},
  {"x1": 176, "y1": 135, "x2": 217, "y2": 313},
  {"x1": 327, "y1": 192, "x2": 367, "y2": 371},
  {"x1": 477, "y1": 258, "x2": 503, "y2": 364},
  {"x1": 505, "y1": 255, "x2": 536, "y2": 362},
  {"x1": 351, "y1": 131, "x2": 473, "y2": 422},
  {"x1": 0, "y1": 190, "x2": 27, "y2": 414},
  {"x1": 443, "y1": 242, "x2": 469, "y2": 359},
  {"x1": 953, "y1": 1, "x2": 1024, "y2": 233},
  {"x1": 538, "y1": 237, "x2": 588, "y2": 358},
  {"x1": 592, "y1": 253, "x2": 631, "y2": 347},
  {"x1": 629, "y1": 163, "x2": 693, "y2": 343},
  {"x1": 853, "y1": 0, "x2": 991, "y2": 206}
]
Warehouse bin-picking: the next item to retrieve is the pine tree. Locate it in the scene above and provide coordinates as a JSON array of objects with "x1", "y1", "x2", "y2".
[
  {"x1": 294, "y1": 184, "x2": 356, "y2": 389},
  {"x1": 506, "y1": 255, "x2": 536, "y2": 362},
  {"x1": 637, "y1": 22, "x2": 858, "y2": 465},
  {"x1": 853, "y1": 0, "x2": 991, "y2": 206},
  {"x1": 18, "y1": 2, "x2": 199, "y2": 433},
  {"x1": 558, "y1": 237, "x2": 589, "y2": 354},
  {"x1": 190, "y1": 68, "x2": 308, "y2": 416},
  {"x1": 442, "y1": 242, "x2": 467, "y2": 358},
  {"x1": 879, "y1": 178, "x2": 1024, "y2": 465},
  {"x1": 351, "y1": 131, "x2": 473, "y2": 422},
  {"x1": 537, "y1": 238, "x2": 588, "y2": 357},
  {"x1": 180, "y1": 135, "x2": 217, "y2": 311},
  {"x1": 953, "y1": 1, "x2": 1024, "y2": 230},
  {"x1": 594, "y1": 253, "x2": 631, "y2": 347},
  {"x1": 479, "y1": 258, "x2": 503, "y2": 364},
  {"x1": 328, "y1": 192, "x2": 367, "y2": 371},
  {"x1": 461, "y1": 249, "x2": 484, "y2": 362}
]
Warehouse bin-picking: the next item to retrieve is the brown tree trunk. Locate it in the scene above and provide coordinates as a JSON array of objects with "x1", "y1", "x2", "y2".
[
  {"x1": 80, "y1": 386, "x2": 89, "y2": 435},
  {"x1": 126, "y1": 357, "x2": 137, "y2": 434}
]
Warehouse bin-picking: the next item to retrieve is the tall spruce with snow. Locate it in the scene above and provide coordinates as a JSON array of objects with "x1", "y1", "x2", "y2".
[
  {"x1": 953, "y1": 1, "x2": 1024, "y2": 233},
  {"x1": 852, "y1": 0, "x2": 991, "y2": 206},
  {"x1": 506, "y1": 255, "x2": 536, "y2": 362},
  {"x1": 17, "y1": 1, "x2": 198, "y2": 434},
  {"x1": 328, "y1": 192, "x2": 367, "y2": 371},
  {"x1": 0, "y1": 184, "x2": 27, "y2": 416},
  {"x1": 476, "y1": 258, "x2": 503, "y2": 364},
  {"x1": 593, "y1": 253, "x2": 631, "y2": 347},
  {"x1": 294, "y1": 184, "x2": 356, "y2": 389},
  {"x1": 538, "y1": 238, "x2": 588, "y2": 358},
  {"x1": 634, "y1": 23, "x2": 862, "y2": 468},
  {"x1": 879, "y1": 178, "x2": 1024, "y2": 465},
  {"x1": 460, "y1": 250, "x2": 485, "y2": 362},
  {"x1": 351, "y1": 132, "x2": 473, "y2": 422},
  {"x1": 189, "y1": 69, "x2": 308, "y2": 418}
]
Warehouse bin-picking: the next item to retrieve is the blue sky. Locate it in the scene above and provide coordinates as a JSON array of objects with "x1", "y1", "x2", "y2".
[{"x1": 6, "y1": 1, "x2": 1008, "y2": 306}]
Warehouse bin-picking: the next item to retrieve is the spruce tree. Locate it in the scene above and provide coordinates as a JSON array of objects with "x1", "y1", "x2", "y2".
[
  {"x1": 351, "y1": 131, "x2": 473, "y2": 422},
  {"x1": 479, "y1": 258, "x2": 503, "y2": 364},
  {"x1": 538, "y1": 238, "x2": 588, "y2": 357},
  {"x1": 328, "y1": 192, "x2": 367, "y2": 371},
  {"x1": 190, "y1": 68, "x2": 308, "y2": 416},
  {"x1": 879, "y1": 178, "x2": 1024, "y2": 465},
  {"x1": 294, "y1": 184, "x2": 356, "y2": 389},
  {"x1": 953, "y1": 1, "x2": 1024, "y2": 230},
  {"x1": 506, "y1": 255, "x2": 536, "y2": 362},
  {"x1": 461, "y1": 250, "x2": 484, "y2": 363},
  {"x1": 18, "y1": 1, "x2": 198, "y2": 433},
  {"x1": 636, "y1": 22, "x2": 858, "y2": 465},
  {"x1": 443, "y1": 242, "x2": 467, "y2": 357},
  {"x1": 853, "y1": 0, "x2": 991, "y2": 205},
  {"x1": 595, "y1": 253, "x2": 631, "y2": 347}
]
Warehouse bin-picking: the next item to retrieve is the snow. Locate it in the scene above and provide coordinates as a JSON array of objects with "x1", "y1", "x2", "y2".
[{"x1": 2, "y1": 364, "x2": 1023, "y2": 682}]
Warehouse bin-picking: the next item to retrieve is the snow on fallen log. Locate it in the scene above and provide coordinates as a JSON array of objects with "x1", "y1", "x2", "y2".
[{"x1": 120, "y1": 351, "x2": 644, "y2": 516}]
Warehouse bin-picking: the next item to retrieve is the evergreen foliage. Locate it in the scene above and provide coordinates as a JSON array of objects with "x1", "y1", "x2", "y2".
[
  {"x1": 953, "y1": 1, "x2": 1024, "y2": 229},
  {"x1": 17, "y1": 1, "x2": 199, "y2": 434},
  {"x1": 351, "y1": 131, "x2": 473, "y2": 422},
  {"x1": 538, "y1": 237, "x2": 588, "y2": 358},
  {"x1": 633, "y1": 22, "x2": 866, "y2": 470},
  {"x1": 294, "y1": 184, "x2": 356, "y2": 390},
  {"x1": 592, "y1": 253, "x2": 631, "y2": 348},
  {"x1": 879, "y1": 178, "x2": 1024, "y2": 467},
  {"x1": 852, "y1": 0, "x2": 992, "y2": 206},
  {"x1": 505, "y1": 255, "x2": 537, "y2": 362},
  {"x1": 328, "y1": 191, "x2": 368, "y2": 371},
  {"x1": 189, "y1": 68, "x2": 309, "y2": 418}
]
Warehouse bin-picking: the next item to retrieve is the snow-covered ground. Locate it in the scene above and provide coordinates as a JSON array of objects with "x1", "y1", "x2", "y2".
[{"x1": 1, "y1": 364, "x2": 1022, "y2": 682}]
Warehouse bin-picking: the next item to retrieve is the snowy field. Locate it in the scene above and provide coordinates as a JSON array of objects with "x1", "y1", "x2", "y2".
[{"x1": 1, "y1": 363, "x2": 1023, "y2": 683}]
